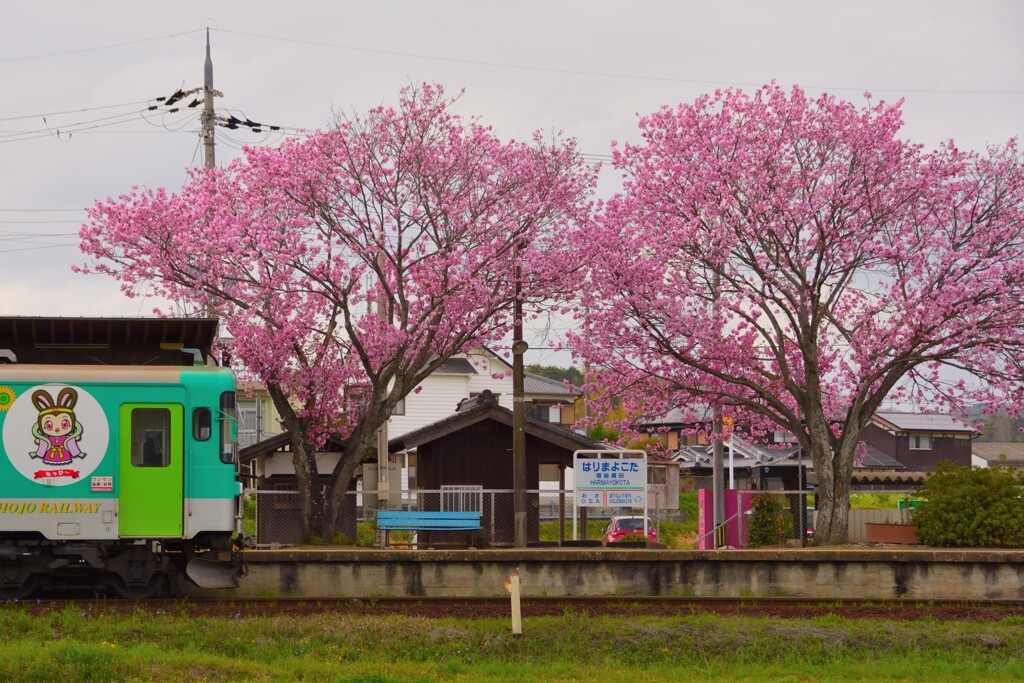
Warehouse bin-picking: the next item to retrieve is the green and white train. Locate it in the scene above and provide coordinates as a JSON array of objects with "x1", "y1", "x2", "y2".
[{"x1": 0, "y1": 321, "x2": 245, "y2": 598}]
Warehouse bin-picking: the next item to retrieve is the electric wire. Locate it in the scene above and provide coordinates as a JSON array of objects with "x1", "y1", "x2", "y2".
[
  {"x1": 0, "y1": 29, "x2": 205, "y2": 64},
  {"x1": 0, "y1": 100, "x2": 162, "y2": 123},
  {"x1": 214, "y1": 27, "x2": 1024, "y2": 97},
  {"x1": 0, "y1": 108, "x2": 158, "y2": 143}
]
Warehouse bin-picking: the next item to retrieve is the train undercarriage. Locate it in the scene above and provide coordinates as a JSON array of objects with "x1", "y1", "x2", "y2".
[{"x1": 0, "y1": 533, "x2": 245, "y2": 599}]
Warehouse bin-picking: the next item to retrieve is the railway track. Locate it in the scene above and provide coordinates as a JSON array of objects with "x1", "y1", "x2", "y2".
[{"x1": 6, "y1": 595, "x2": 1023, "y2": 621}]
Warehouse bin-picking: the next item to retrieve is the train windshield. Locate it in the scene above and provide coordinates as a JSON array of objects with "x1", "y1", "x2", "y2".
[{"x1": 219, "y1": 391, "x2": 237, "y2": 464}]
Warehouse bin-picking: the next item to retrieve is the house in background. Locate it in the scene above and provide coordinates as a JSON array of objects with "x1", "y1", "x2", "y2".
[
  {"x1": 972, "y1": 442, "x2": 1024, "y2": 471},
  {"x1": 236, "y1": 381, "x2": 281, "y2": 450},
  {"x1": 239, "y1": 347, "x2": 583, "y2": 496},
  {"x1": 387, "y1": 347, "x2": 580, "y2": 436},
  {"x1": 660, "y1": 406, "x2": 974, "y2": 492},
  {"x1": 861, "y1": 412, "x2": 976, "y2": 471}
]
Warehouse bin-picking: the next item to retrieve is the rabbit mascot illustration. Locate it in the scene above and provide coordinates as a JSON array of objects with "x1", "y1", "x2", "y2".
[{"x1": 30, "y1": 388, "x2": 86, "y2": 465}]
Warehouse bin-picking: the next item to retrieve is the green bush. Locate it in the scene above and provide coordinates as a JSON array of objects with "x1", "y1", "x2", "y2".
[
  {"x1": 914, "y1": 461, "x2": 1024, "y2": 548},
  {"x1": 747, "y1": 494, "x2": 785, "y2": 548},
  {"x1": 678, "y1": 491, "x2": 699, "y2": 532}
]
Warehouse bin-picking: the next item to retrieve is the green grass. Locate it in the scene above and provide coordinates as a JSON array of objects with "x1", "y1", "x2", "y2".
[
  {"x1": 0, "y1": 606, "x2": 1021, "y2": 681},
  {"x1": 241, "y1": 494, "x2": 256, "y2": 538},
  {"x1": 538, "y1": 519, "x2": 607, "y2": 543},
  {"x1": 849, "y1": 492, "x2": 923, "y2": 509}
]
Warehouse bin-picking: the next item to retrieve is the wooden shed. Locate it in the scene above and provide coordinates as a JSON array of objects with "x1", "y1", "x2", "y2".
[{"x1": 389, "y1": 390, "x2": 603, "y2": 545}]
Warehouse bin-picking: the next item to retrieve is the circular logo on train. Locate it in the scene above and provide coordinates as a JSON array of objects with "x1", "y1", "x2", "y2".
[{"x1": 1, "y1": 384, "x2": 108, "y2": 486}]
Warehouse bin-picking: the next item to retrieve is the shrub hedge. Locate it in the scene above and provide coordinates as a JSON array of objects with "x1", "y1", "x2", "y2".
[{"x1": 914, "y1": 461, "x2": 1024, "y2": 548}]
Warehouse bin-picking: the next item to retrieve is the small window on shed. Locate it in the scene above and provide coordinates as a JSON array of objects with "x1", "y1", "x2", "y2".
[{"x1": 647, "y1": 466, "x2": 667, "y2": 485}]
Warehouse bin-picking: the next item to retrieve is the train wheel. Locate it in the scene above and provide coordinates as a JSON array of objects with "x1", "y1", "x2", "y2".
[
  {"x1": 0, "y1": 575, "x2": 38, "y2": 602},
  {"x1": 111, "y1": 574, "x2": 168, "y2": 600}
]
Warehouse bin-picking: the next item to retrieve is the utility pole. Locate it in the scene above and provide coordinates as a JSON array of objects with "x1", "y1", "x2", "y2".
[
  {"x1": 202, "y1": 29, "x2": 217, "y2": 169},
  {"x1": 376, "y1": 249, "x2": 390, "y2": 511},
  {"x1": 711, "y1": 270, "x2": 725, "y2": 547},
  {"x1": 512, "y1": 253, "x2": 528, "y2": 548}
]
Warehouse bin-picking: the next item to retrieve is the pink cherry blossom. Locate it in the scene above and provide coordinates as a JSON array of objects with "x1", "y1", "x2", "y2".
[
  {"x1": 78, "y1": 84, "x2": 596, "y2": 538},
  {"x1": 567, "y1": 83, "x2": 1024, "y2": 544}
]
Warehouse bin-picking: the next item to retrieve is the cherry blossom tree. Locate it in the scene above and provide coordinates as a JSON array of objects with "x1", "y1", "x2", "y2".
[
  {"x1": 78, "y1": 84, "x2": 595, "y2": 539},
  {"x1": 568, "y1": 84, "x2": 1024, "y2": 544}
]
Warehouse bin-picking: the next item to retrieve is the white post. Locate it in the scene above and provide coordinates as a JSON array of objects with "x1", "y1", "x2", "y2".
[{"x1": 509, "y1": 570, "x2": 522, "y2": 635}]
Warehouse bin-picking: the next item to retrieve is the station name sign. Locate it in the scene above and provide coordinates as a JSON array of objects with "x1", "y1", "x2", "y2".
[{"x1": 573, "y1": 450, "x2": 647, "y2": 508}]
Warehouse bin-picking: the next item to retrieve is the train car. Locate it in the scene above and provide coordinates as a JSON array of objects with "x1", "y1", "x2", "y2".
[{"x1": 0, "y1": 317, "x2": 245, "y2": 598}]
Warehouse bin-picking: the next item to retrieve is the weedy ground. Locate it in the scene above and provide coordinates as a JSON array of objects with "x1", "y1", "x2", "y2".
[{"x1": 1, "y1": 605, "x2": 1022, "y2": 681}]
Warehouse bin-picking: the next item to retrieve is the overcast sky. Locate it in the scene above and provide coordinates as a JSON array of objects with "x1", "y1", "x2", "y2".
[{"x1": 1, "y1": 1, "x2": 1021, "y2": 365}]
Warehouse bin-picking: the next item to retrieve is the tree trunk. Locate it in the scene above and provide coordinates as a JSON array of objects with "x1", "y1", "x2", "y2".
[
  {"x1": 804, "y1": 410, "x2": 852, "y2": 545},
  {"x1": 265, "y1": 383, "x2": 329, "y2": 539},
  {"x1": 324, "y1": 444, "x2": 365, "y2": 542},
  {"x1": 323, "y1": 398, "x2": 402, "y2": 542},
  {"x1": 813, "y1": 461, "x2": 851, "y2": 544}
]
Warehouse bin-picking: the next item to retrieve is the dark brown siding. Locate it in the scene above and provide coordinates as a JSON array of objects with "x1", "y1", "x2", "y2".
[
  {"x1": 416, "y1": 419, "x2": 572, "y2": 545},
  {"x1": 861, "y1": 424, "x2": 972, "y2": 471}
]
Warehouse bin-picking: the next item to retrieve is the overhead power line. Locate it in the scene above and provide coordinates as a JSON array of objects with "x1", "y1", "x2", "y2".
[
  {"x1": 0, "y1": 100, "x2": 159, "y2": 123},
  {"x1": 215, "y1": 27, "x2": 1024, "y2": 97},
  {"x1": 0, "y1": 29, "x2": 205, "y2": 64}
]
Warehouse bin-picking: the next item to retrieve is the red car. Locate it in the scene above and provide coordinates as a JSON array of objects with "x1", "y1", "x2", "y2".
[{"x1": 601, "y1": 516, "x2": 658, "y2": 545}]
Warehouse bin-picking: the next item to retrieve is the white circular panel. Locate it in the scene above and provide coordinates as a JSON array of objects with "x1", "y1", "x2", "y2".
[{"x1": 1, "y1": 384, "x2": 109, "y2": 487}]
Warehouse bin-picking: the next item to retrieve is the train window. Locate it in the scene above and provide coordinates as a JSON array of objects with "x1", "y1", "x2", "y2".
[
  {"x1": 219, "y1": 391, "x2": 237, "y2": 464},
  {"x1": 193, "y1": 407, "x2": 212, "y2": 441},
  {"x1": 131, "y1": 408, "x2": 170, "y2": 468}
]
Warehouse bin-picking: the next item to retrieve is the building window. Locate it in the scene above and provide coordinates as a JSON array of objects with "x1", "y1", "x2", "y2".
[
  {"x1": 647, "y1": 466, "x2": 667, "y2": 485},
  {"x1": 393, "y1": 397, "x2": 406, "y2": 416},
  {"x1": 773, "y1": 430, "x2": 794, "y2": 443},
  {"x1": 909, "y1": 434, "x2": 932, "y2": 450},
  {"x1": 237, "y1": 405, "x2": 259, "y2": 449}
]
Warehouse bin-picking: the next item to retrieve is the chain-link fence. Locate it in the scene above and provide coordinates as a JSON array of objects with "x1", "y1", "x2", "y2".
[
  {"x1": 242, "y1": 487, "x2": 685, "y2": 548},
  {"x1": 695, "y1": 490, "x2": 921, "y2": 548},
  {"x1": 242, "y1": 487, "x2": 920, "y2": 549}
]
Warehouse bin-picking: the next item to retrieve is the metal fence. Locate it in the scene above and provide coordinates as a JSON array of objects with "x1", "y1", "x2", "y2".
[
  {"x1": 242, "y1": 488, "x2": 920, "y2": 549},
  {"x1": 695, "y1": 490, "x2": 921, "y2": 548},
  {"x1": 242, "y1": 487, "x2": 684, "y2": 548}
]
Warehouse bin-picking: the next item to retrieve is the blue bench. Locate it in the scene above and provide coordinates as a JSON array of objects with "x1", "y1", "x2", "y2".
[{"x1": 376, "y1": 510, "x2": 482, "y2": 548}]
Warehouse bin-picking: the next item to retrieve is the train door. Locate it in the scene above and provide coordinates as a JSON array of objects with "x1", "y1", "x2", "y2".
[{"x1": 118, "y1": 404, "x2": 184, "y2": 537}]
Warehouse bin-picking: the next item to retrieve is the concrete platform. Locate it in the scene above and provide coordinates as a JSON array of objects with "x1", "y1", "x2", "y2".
[{"x1": 194, "y1": 547, "x2": 1024, "y2": 601}]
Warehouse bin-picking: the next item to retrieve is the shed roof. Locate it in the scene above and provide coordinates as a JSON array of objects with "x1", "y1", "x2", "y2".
[
  {"x1": 389, "y1": 389, "x2": 601, "y2": 454},
  {"x1": 0, "y1": 316, "x2": 220, "y2": 365},
  {"x1": 238, "y1": 432, "x2": 349, "y2": 463}
]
